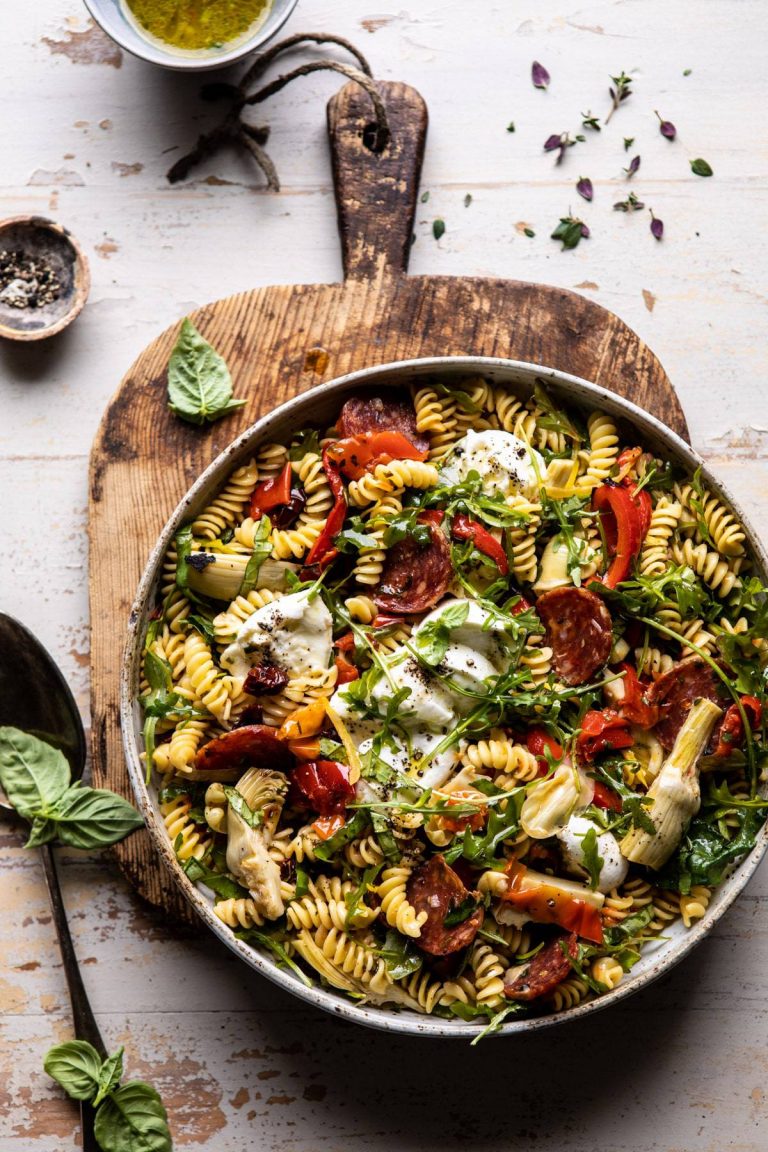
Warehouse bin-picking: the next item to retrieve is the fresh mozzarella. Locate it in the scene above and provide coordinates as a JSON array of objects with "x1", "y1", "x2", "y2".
[
  {"x1": 439, "y1": 429, "x2": 544, "y2": 500},
  {"x1": 370, "y1": 656, "x2": 456, "y2": 729},
  {"x1": 558, "y1": 815, "x2": 629, "y2": 893},
  {"x1": 414, "y1": 600, "x2": 509, "y2": 695},
  {"x1": 221, "y1": 589, "x2": 332, "y2": 680}
]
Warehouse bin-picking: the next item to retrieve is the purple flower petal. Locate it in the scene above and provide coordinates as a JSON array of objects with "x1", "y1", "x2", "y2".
[
  {"x1": 580, "y1": 223, "x2": 591, "y2": 238},
  {"x1": 532, "y1": 61, "x2": 550, "y2": 90},
  {"x1": 544, "y1": 133, "x2": 563, "y2": 152},
  {"x1": 626, "y1": 154, "x2": 641, "y2": 178},
  {"x1": 576, "y1": 177, "x2": 593, "y2": 202},
  {"x1": 656, "y1": 111, "x2": 677, "y2": 140},
  {"x1": 650, "y1": 216, "x2": 664, "y2": 240}
]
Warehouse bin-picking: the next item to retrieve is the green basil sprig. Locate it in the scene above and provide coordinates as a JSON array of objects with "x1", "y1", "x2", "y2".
[
  {"x1": 167, "y1": 318, "x2": 246, "y2": 426},
  {"x1": 44, "y1": 1041, "x2": 172, "y2": 1152},
  {"x1": 0, "y1": 727, "x2": 143, "y2": 850}
]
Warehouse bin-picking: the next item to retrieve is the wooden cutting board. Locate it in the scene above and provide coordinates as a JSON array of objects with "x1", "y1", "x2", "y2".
[{"x1": 89, "y1": 80, "x2": 687, "y2": 924}]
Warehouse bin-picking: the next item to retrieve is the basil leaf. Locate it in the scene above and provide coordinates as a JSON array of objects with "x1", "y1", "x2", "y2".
[
  {"x1": 94, "y1": 1081, "x2": 172, "y2": 1152},
  {"x1": 142, "y1": 650, "x2": 172, "y2": 701},
  {"x1": 94, "y1": 1047, "x2": 125, "y2": 1107},
  {"x1": 334, "y1": 528, "x2": 379, "y2": 553},
  {"x1": 239, "y1": 515, "x2": 272, "y2": 597},
  {"x1": 314, "y1": 810, "x2": 368, "y2": 861},
  {"x1": 44, "y1": 1040, "x2": 103, "y2": 1102},
  {"x1": 376, "y1": 929, "x2": 423, "y2": 980},
  {"x1": 413, "y1": 601, "x2": 470, "y2": 667},
  {"x1": 656, "y1": 808, "x2": 763, "y2": 894},
  {"x1": 26, "y1": 815, "x2": 58, "y2": 848},
  {"x1": 167, "y1": 318, "x2": 246, "y2": 427},
  {"x1": 690, "y1": 158, "x2": 713, "y2": 177},
  {"x1": 52, "y1": 786, "x2": 144, "y2": 850},
  {"x1": 443, "y1": 894, "x2": 478, "y2": 927},
  {"x1": 0, "y1": 726, "x2": 70, "y2": 818},
  {"x1": 224, "y1": 786, "x2": 262, "y2": 830},
  {"x1": 289, "y1": 428, "x2": 322, "y2": 460}
]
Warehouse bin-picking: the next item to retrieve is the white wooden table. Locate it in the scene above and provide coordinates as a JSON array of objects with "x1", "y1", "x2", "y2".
[{"x1": 2, "y1": 1, "x2": 768, "y2": 1148}]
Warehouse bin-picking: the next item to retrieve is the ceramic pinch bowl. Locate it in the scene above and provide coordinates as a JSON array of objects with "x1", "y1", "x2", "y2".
[
  {"x1": 0, "y1": 216, "x2": 90, "y2": 343},
  {"x1": 84, "y1": 0, "x2": 300, "y2": 71}
]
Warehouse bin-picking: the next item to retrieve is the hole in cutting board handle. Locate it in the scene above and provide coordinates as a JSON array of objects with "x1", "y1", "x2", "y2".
[{"x1": 361, "y1": 120, "x2": 390, "y2": 154}]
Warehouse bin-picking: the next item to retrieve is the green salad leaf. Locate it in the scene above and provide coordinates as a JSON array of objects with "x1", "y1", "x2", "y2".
[{"x1": 167, "y1": 318, "x2": 246, "y2": 426}]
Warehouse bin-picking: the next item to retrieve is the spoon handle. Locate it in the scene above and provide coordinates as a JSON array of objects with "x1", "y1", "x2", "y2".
[{"x1": 40, "y1": 842, "x2": 106, "y2": 1151}]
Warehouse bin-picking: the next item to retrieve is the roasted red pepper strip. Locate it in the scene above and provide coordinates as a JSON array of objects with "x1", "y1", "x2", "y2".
[
  {"x1": 591, "y1": 781, "x2": 623, "y2": 812},
  {"x1": 291, "y1": 760, "x2": 355, "y2": 816},
  {"x1": 616, "y1": 662, "x2": 659, "y2": 729},
  {"x1": 577, "y1": 708, "x2": 634, "y2": 764},
  {"x1": 302, "y1": 450, "x2": 347, "y2": 570},
  {"x1": 311, "y1": 814, "x2": 346, "y2": 840},
  {"x1": 526, "y1": 727, "x2": 563, "y2": 774},
  {"x1": 713, "y1": 695, "x2": 762, "y2": 758},
  {"x1": 591, "y1": 482, "x2": 645, "y2": 588},
  {"x1": 325, "y1": 430, "x2": 427, "y2": 480},
  {"x1": 249, "y1": 462, "x2": 293, "y2": 518},
  {"x1": 451, "y1": 513, "x2": 509, "y2": 575},
  {"x1": 334, "y1": 652, "x2": 359, "y2": 684},
  {"x1": 502, "y1": 862, "x2": 604, "y2": 945}
]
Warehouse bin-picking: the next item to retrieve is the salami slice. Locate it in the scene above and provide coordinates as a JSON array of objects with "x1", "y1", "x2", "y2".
[
  {"x1": 337, "y1": 392, "x2": 429, "y2": 454},
  {"x1": 504, "y1": 932, "x2": 577, "y2": 1001},
  {"x1": 406, "y1": 855, "x2": 484, "y2": 956},
  {"x1": 373, "y1": 520, "x2": 452, "y2": 615},
  {"x1": 536, "y1": 586, "x2": 613, "y2": 686},
  {"x1": 195, "y1": 724, "x2": 293, "y2": 776},
  {"x1": 648, "y1": 657, "x2": 728, "y2": 751}
]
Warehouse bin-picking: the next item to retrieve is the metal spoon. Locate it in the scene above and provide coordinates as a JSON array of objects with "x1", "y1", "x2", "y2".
[{"x1": 0, "y1": 613, "x2": 105, "y2": 1151}]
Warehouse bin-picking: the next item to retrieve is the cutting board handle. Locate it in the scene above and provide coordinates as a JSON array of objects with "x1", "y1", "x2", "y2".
[{"x1": 327, "y1": 80, "x2": 428, "y2": 282}]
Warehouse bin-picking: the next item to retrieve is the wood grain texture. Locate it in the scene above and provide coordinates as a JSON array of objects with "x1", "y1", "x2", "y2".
[{"x1": 89, "y1": 79, "x2": 686, "y2": 921}]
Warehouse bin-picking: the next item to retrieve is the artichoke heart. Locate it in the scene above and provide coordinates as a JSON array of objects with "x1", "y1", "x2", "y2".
[
  {"x1": 620, "y1": 697, "x2": 723, "y2": 869},
  {"x1": 521, "y1": 763, "x2": 594, "y2": 839}
]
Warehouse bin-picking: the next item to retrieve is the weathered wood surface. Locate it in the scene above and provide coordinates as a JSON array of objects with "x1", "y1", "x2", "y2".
[
  {"x1": 3, "y1": 0, "x2": 768, "y2": 1148},
  {"x1": 89, "y1": 77, "x2": 684, "y2": 922}
]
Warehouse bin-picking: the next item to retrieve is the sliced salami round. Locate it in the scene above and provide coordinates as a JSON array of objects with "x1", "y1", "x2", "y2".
[
  {"x1": 337, "y1": 392, "x2": 429, "y2": 454},
  {"x1": 648, "y1": 657, "x2": 728, "y2": 751},
  {"x1": 504, "y1": 932, "x2": 577, "y2": 1001},
  {"x1": 373, "y1": 520, "x2": 452, "y2": 615},
  {"x1": 195, "y1": 724, "x2": 293, "y2": 776},
  {"x1": 406, "y1": 855, "x2": 484, "y2": 956},
  {"x1": 536, "y1": 586, "x2": 613, "y2": 686}
]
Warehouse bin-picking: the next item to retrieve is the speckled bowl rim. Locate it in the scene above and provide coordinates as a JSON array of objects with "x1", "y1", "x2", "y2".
[
  {"x1": 0, "y1": 215, "x2": 90, "y2": 342},
  {"x1": 121, "y1": 355, "x2": 768, "y2": 1037},
  {"x1": 83, "y1": 0, "x2": 300, "y2": 72}
]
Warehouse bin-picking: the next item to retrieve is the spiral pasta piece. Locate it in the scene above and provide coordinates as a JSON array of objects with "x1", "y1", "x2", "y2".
[
  {"x1": 518, "y1": 644, "x2": 553, "y2": 686},
  {"x1": 259, "y1": 667, "x2": 338, "y2": 727},
  {"x1": 506, "y1": 497, "x2": 541, "y2": 584},
  {"x1": 547, "y1": 977, "x2": 589, "y2": 1012},
  {"x1": 353, "y1": 492, "x2": 403, "y2": 587},
  {"x1": 375, "y1": 866, "x2": 428, "y2": 938},
  {"x1": 160, "y1": 795, "x2": 211, "y2": 861},
  {"x1": 184, "y1": 632, "x2": 231, "y2": 722},
  {"x1": 270, "y1": 521, "x2": 324, "y2": 561},
  {"x1": 256, "y1": 442, "x2": 289, "y2": 479},
  {"x1": 212, "y1": 588, "x2": 283, "y2": 648},
  {"x1": 679, "y1": 886, "x2": 711, "y2": 927},
  {"x1": 344, "y1": 834, "x2": 385, "y2": 869},
  {"x1": 348, "y1": 460, "x2": 438, "y2": 508},
  {"x1": 398, "y1": 970, "x2": 445, "y2": 1014},
  {"x1": 591, "y1": 956, "x2": 624, "y2": 990},
  {"x1": 670, "y1": 540, "x2": 743, "y2": 598},
  {"x1": 168, "y1": 717, "x2": 211, "y2": 775},
  {"x1": 470, "y1": 941, "x2": 506, "y2": 1007},
  {"x1": 675, "y1": 481, "x2": 746, "y2": 557},
  {"x1": 638, "y1": 497, "x2": 682, "y2": 577},
  {"x1": 293, "y1": 927, "x2": 392, "y2": 995},
  {"x1": 412, "y1": 386, "x2": 460, "y2": 463},
  {"x1": 461, "y1": 732, "x2": 538, "y2": 782},
  {"x1": 634, "y1": 646, "x2": 675, "y2": 679},
  {"x1": 293, "y1": 452, "x2": 334, "y2": 526},
  {"x1": 214, "y1": 898, "x2": 266, "y2": 929},
  {"x1": 577, "y1": 412, "x2": 619, "y2": 491},
  {"x1": 192, "y1": 459, "x2": 258, "y2": 540}
]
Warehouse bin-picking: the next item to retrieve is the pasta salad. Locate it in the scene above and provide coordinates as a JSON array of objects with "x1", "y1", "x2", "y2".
[{"x1": 140, "y1": 377, "x2": 767, "y2": 1030}]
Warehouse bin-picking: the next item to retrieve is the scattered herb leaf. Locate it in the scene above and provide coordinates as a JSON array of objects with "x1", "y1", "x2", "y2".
[
  {"x1": 581, "y1": 111, "x2": 601, "y2": 131},
  {"x1": 433, "y1": 218, "x2": 446, "y2": 240},
  {"x1": 624, "y1": 154, "x2": 641, "y2": 178},
  {"x1": 532, "y1": 61, "x2": 550, "y2": 90},
  {"x1": 613, "y1": 191, "x2": 645, "y2": 213},
  {"x1": 623, "y1": 137, "x2": 634, "y2": 152},
  {"x1": 167, "y1": 318, "x2": 246, "y2": 426},
  {"x1": 551, "y1": 215, "x2": 590, "y2": 250},
  {"x1": 507, "y1": 122, "x2": 516, "y2": 133},
  {"x1": 606, "y1": 71, "x2": 633, "y2": 123},
  {"x1": 655, "y1": 111, "x2": 677, "y2": 140},
  {"x1": 464, "y1": 193, "x2": 472, "y2": 207},
  {"x1": 524, "y1": 227, "x2": 535, "y2": 238},
  {"x1": 650, "y1": 210, "x2": 664, "y2": 240},
  {"x1": 420, "y1": 190, "x2": 430, "y2": 203},
  {"x1": 576, "y1": 176, "x2": 593, "y2": 202},
  {"x1": 690, "y1": 158, "x2": 713, "y2": 177}
]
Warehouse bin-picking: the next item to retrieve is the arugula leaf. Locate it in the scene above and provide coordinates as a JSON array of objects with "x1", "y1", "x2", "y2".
[
  {"x1": 533, "y1": 380, "x2": 582, "y2": 442},
  {"x1": 443, "y1": 894, "x2": 479, "y2": 927},
  {"x1": 294, "y1": 865, "x2": 310, "y2": 900},
  {"x1": 656, "y1": 807, "x2": 764, "y2": 894},
  {"x1": 376, "y1": 929, "x2": 423, "y2": 980},
  {"x1": 182, "y1": 855, "x2": 249, "y2": 900},
  {"x1": 94, "y1": 1080, "x2": 171, "y2": 1152},
  {"x1": 236, "y1": 928, "x2": 314, "y2": 987},
  {"x1": 449, "y1": 1001, "x2": 524, "y2": 1042},
  {"x1": 0, "y1": 727, "x2": 70, "y2": 819},
  {"x1": 603, "y1": 904, "x2": 655, "y2": 947},
  {"x1": 43, "y1": 1040, "x2": 103, "y2": 1102},
  {"x1": 382, "y1": 507, "x2": 432, "y2": 548},
  {"x1": 173, "y1": 525, "x2": 195, "y2": 596},
  {"x1": 239, "y1": 515, "x2": 272, "y2": 597},
  {"x1": 186, "y1": 612, "x2": 216, "y2": 645},
  {"x1": 344, "y1": 863, "x2": 382, "y2": 930},
  {"x1": 288, "y1": 428, "x2": 321, "y2": 461},
  {"x1": 412, "y1": 601, "x2": 470, "y2": 667},
  {"x1": 167, "y1": 318, "x2": 246, "y2": 426},
  {"x1": 579, "y1": 826, "x2": 604, "y2": 890},
  {"x1": 334, "y1": 526, "x2": 379, "y2": 553}
]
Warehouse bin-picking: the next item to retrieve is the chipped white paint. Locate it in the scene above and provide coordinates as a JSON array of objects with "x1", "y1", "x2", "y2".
[{"x1": 1, "y1": 0, "x2": 767, "y2": 1148}]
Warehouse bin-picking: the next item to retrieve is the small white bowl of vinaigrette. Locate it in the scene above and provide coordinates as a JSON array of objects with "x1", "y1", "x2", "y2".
[{"x1": 83, "y1": 0, "x2": 299, "y2": 70}]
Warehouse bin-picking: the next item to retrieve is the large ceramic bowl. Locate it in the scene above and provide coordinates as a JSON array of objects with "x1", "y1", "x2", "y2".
[
  {"x1": 84, "y1": 0, "x2": 299, "y2": 71},
  {"x1": 121, "y1": 356, "x2": 768, "y2": 1037}
]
